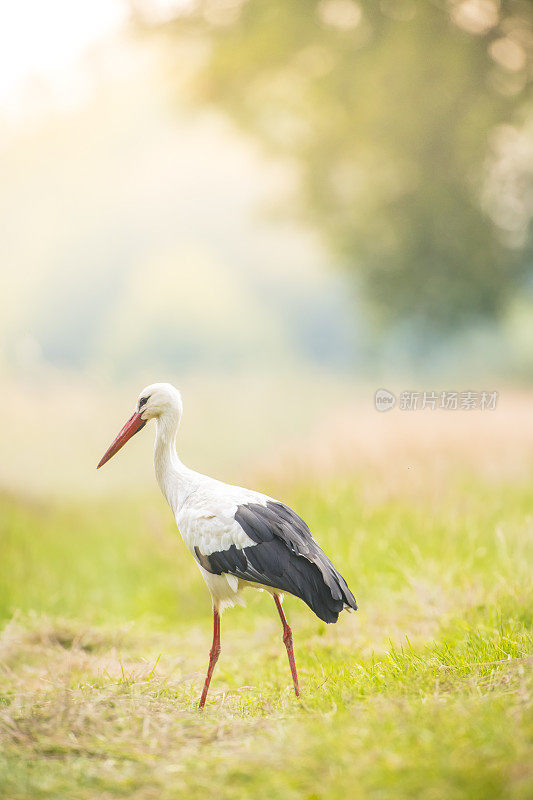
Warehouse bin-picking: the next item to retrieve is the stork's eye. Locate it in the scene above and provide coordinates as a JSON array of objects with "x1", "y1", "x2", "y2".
[{"x1": 139, "y1": 396, "x2": 150, "y2": 409}]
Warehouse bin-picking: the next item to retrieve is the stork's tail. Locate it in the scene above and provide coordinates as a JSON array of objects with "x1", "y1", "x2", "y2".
[{"x1": 293, "y1": 553, "x2": 357, "y2": 624}]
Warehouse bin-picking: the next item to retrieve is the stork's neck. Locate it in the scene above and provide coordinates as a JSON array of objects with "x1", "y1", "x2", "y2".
[{"x1": 153, "y1": 409, "x2": 196, "y2": 512}]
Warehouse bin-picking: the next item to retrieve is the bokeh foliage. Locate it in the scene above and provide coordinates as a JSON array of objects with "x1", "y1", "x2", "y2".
[{"x1": 141, "y1": 0, "x2": 533, "y2": 332}]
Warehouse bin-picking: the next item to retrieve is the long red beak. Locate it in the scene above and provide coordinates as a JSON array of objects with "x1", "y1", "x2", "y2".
[{"x1": 97, "y1": 411, "x2": 147, "y2": 469}]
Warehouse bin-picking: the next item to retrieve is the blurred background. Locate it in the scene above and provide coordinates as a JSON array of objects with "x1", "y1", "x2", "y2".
[{"x1": 0, "y1": 0, "x2": 532, "y2": 498}]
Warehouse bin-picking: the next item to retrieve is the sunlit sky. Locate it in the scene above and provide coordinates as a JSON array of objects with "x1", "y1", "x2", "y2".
[{"x1": 0, "y1": 0, "x2": 128, "y2": 110}]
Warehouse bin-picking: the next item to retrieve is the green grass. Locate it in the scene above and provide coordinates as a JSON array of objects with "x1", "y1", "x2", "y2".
[{"x1": 0, "y1": 474, "x2": 532, "y2": 799}]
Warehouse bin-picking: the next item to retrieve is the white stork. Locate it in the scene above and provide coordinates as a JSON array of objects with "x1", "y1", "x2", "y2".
[{"x1": 97, "y1": 383, "x2": 357, "y2": 707}]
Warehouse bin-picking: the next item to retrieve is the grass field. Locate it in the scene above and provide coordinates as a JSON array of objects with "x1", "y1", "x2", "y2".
[{"x1": 1, "y1": 453, "x2": 532, "y2": 799}]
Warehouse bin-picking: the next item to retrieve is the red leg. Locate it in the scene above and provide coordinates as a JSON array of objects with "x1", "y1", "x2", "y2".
[
  {"x1": 274, "y1": 595, "x2": 300, "y2": 698},
  {"x1": 199, "y1": 607, "x2": 221, "y2": 709}
]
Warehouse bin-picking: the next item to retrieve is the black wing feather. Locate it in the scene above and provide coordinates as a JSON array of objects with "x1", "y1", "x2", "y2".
[{"x1": 196, "y1": 501, "x2": 357, "y2": 624}]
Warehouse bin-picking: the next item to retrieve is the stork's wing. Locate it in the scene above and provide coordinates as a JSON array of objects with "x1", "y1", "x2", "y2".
[{"x1": 193, "y1": 500, "x2": 357, "y2": 623}]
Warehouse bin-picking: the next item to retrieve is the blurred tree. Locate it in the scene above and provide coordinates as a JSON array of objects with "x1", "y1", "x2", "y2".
[{"x1": 137, "y1": 0, "x2": 533, "y2": 333}]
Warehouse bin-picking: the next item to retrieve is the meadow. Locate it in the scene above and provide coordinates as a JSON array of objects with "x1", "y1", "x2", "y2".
[{"x1": 0, "y1": 396, "x2": 532, "y2": 799}]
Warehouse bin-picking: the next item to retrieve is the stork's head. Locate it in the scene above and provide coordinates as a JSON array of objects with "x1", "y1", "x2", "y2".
[{"x1": 97, "y1": 382, "x2": 182, "y2": 469}]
